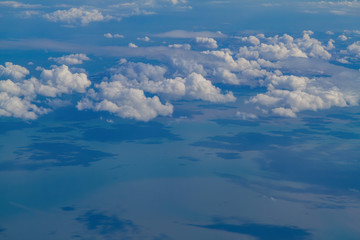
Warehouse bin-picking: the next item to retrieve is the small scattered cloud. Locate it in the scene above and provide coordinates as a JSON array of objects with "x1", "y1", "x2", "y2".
[
  {"x1": 338, "y1": 34, "x2": 348, "y2": 41},
  {"x1": 168, "y1": 43, "x2": 191, "y2": 50},
  {"x1": 137, "y1": 36, "x2": 150, "y2": 42},
  {"x1": 128, "y1": 43, "x2": 138, "y2": 48},
  {"x1": 49, "y1": 53, "x2": 90, "y2": 65},
  {"x1": 44, "y1": 7, "x2": 111, "y2": 26},
  {"x1": 236, "y1": 111, "x2": 257, "y2": 120},
  {"x1": 104, "y1": 33, "x2": 124, "y2": 38}
]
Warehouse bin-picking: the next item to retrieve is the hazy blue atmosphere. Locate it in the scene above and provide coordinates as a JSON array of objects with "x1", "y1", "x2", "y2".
[{"x1": 1, "y1": 1, "x2": 360, "y2": 239}]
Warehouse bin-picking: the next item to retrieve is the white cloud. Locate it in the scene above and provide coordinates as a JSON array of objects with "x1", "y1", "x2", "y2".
[
  {"x1": 38, "y1": 65, "x2": 91, "y2": 96},
  {"x1": 0, "y1": 62, "x2": 29, "y2": 80},
  {"x1": 338, "y1": 34, "x2": 348, "y2": 41},
  {"x1": 168, "y1": 44, "x2": 191, "y2": 50},
  {"x1": 109, "y1": 61, "x2": 235, "y2": 103},
  {"x1": 49, "y1": 53, "x2": 90, "y2": 65},
  {"x1": 272, "y1": 107, "x2": 296, "y2": 118},
  {"x1": 154, "y1": 30, "x2": 225, "y2": 38},
  {"x1": 137, "y1": 36, "x2": 150, "y2": 42},
  {"x1": 0, "y1": 63, "x2": 92, "y2": 120},
  {"x1": 337, "y1": 57, "x2": 350, "y2": 64},
  {"x1": 236, "y1": 111, "x2": 257, "y2": 120},
  {"x1": 169, "y1": 0, "x2": 187, "y2": 4},
  {"x1": 19, "y1": 10, "x2": 41, "y2": 18},
  {"x1": 128, "y1": 43, "x2": 138, "y2": 48},
  {"x1": 0, "y1": 1, "x2": 42, "y2": 8},
  {"x1": 326, "y1": 39, "x2": 335, "y2": 50},
  {"x1": 237, "y1": 31, "x2": 331, "y2": 61},
  {"x1": 77, "y1": 81, "x2": 173, "y2": 121},
  {"x1": 44, "y1": 7, "x2": 110, "y2": 25},
  {"x1": 347, "y1": 41, "x2": 360, "y2": 57},
  {"x1": 306, "y1": 0, "x2": 360, "y2": 16},
  {"x1": 104, "y1": 33, "x2": 124, "y2": 38},
  {"x1": 0, "y1": 92, "x2": 48, "y2": 119},
  {"x1": 104, "y1": 33, "x2": 113, "y2": 38},
  {"x1": 196, "y1": 37, "x2": 218, "y2": 49}
]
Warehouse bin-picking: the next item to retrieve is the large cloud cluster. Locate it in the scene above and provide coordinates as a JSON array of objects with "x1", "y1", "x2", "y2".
[
  {"x1": 76, "y1": 60, "x2": 235, "y2": 121},
  {"x1": 108, "y1": 61, "x2": 235, "y2": 102},
  {"x1": 157, "y1": 31, "x2": 359, "y2": 118},
  {"x1": 2, "y1": 30, "x2": 360, "y2": 121},
  {"x1": 0, "y1": 63, "x2": 91, "y2": 119}
]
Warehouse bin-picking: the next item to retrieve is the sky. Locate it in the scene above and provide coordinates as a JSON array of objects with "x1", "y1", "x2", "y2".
[{"x1": 1, "y1": 0, "x2": 360, "y2": 239}]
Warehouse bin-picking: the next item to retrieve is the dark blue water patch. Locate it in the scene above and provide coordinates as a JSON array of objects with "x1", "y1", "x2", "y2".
[
  {"x1": 46, "y1": 106, "x2": 103, "y2": 122},
  {"x1": 326, "y1": 131, "x2": 360, "y2": 140},
  {"x1": 326, "y1": 113, "x2": 357, "y2": 120},
  {"x1": 301, "y1": 117, "x2": 332, "y2": 131},
  {"x1": 197, "y1": 103, "x2": 237, "y2": 110},
  {"x1": 172, "y1": 106, "x2": 203, "y2": 119},
  {"x1": 0, "y1": 227, "x2": 5, "y2": 233},
  {"x1": 152, "y1": 234, "x2": 172, "y2": 240},
  {"x1": 38, "y1": 126, "x2": 74, "y2": 133},
  {"x1": 76, "y1": 210, "x2": 138, "y2": 236},
  {"x1": 211, "y1": 119, "x2": 260, "y2": 127},
  {"x1": 61, "y1": 206, "x2": 75, "y2": 212},
  {"x1": 0, "y1": 119, "x2": 37, "y2": 134},
  {"x1": 216, "y1": 173, "x2": 350, "y2": 209},
  {"x1": 178, "y1": 156, "x2": 200, "y2": 162},
  {"x1": 192, "y1": 132, "x2": 295, "y2": 152},
  {"x1": 82, "y1": 122, "x2": 181, "y2": 143},
  {"x1": 0, "y1": 142, "x2": 115, "y2": 171},
  {"x1": 260, "y1": 147, "x2": 360, "y2": 194},
  {"x1": 216, "y1": 152, "x2": 240, "y2": 159},
  {"x1": 190, "y1": 222, "x2": 311, "y2": 240}
]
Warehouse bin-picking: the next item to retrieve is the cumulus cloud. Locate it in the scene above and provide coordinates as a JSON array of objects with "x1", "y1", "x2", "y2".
[
  {"x1": 77, "y1": 81, "x2": 173, "y2": 121},
  {"x1": 2, "y1": 31, "x2": 358, "y2": 120},
  {"x1": 0, "y1": 63, "x2": 92, "y2": 119},
  {"x1": 196, "y1": 37, "x2": 218, "y2": 49},
  {"x1": 37, "y1": 65, "x2": 91, "y2": 96},
  {"x1": 237, "y1": 31, "x2": 331, "y2": 61},
  {"x1": 104, "y1": 33, "x2": 124, "y2": 38},
  {"x1": 128, "y1": 43, "x2": 138, "y2": 48},
  {"x1": 109, "y1": 61, "x2": 235, "y2": 102},
  {"x1": 0, "y1": 62, "x2": 29, "y2": 80},
  {"x1": 49, "y1": 53, "x2": 90, "y2": 65},
  {"x1": 44, "y1": 7, "x2": 110, "y2": 25},
  {"x1": 338, "y1": 34, "x2": 348, "y2": 41},
  {"x1": 137, "y1": 36, "x2": 150, "y2": 42},
  {"x1": 76, "y1": 59, "x2": 235, "y2": 121},
  {"x1": 347, "y1": 41, "x2": 360, "y2": 57}
]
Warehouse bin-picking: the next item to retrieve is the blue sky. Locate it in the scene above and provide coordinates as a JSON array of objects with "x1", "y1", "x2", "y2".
[{"x1": 1, "y1": 0, "x2": 360, "y2": 239}]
